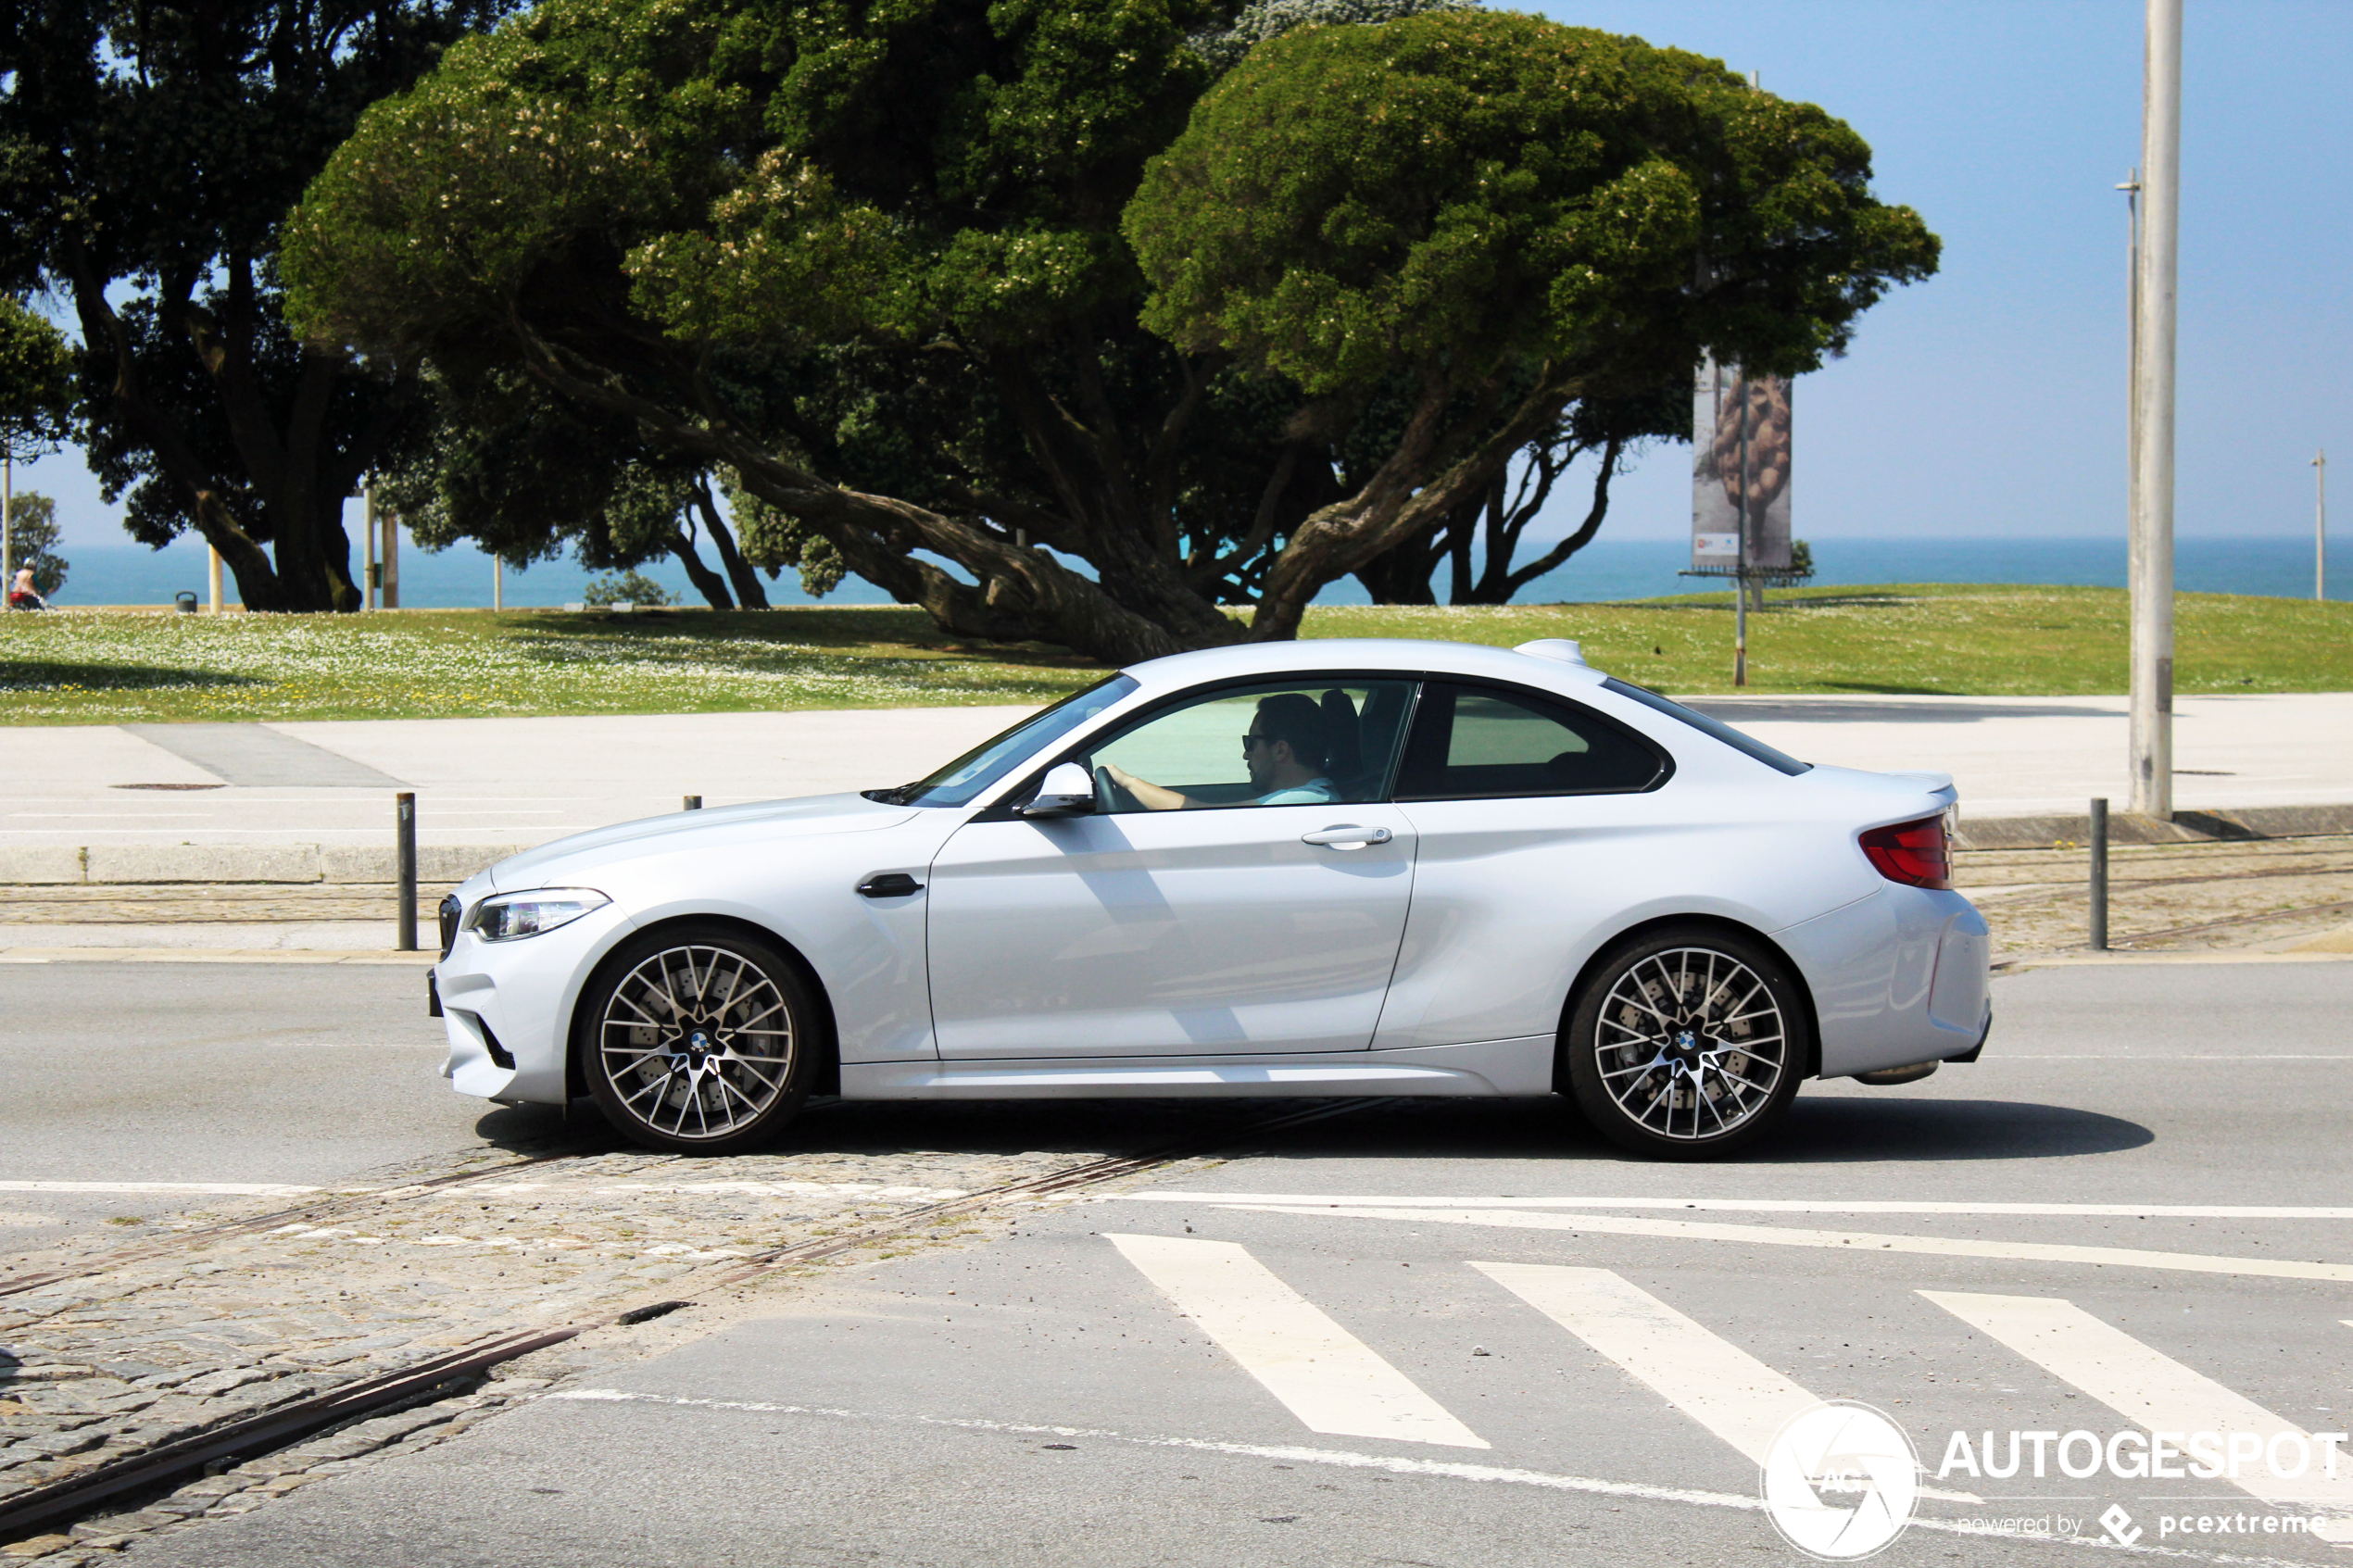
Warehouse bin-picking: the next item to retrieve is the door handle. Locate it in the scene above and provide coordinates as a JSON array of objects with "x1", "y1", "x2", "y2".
[
  {"x1": 1300, "y1": 824, "x2": 1392, "y2": 849},
  {"x1": 856, "y1": 872, "x2": 925, "y2": 898}
]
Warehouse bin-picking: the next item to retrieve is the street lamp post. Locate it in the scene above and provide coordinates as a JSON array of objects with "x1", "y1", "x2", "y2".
[{"x1": 2128, "y1": 0, "x2": 2182, "y2": 822}]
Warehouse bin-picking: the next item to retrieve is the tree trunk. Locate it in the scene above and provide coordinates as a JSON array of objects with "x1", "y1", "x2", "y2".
[
  {"x1": 693, "y1": 483, "x2": 769, "y2": 608},
  {"x1": 63, "y1": 242, "x2": 392, "y2": 613},
  {"x1": 668, "y1": 528, "x2": 734, "y2": 608}
]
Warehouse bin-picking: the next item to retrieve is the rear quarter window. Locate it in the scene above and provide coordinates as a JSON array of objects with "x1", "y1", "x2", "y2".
[
  {"x1": 1395, "y1": 682, "x2": 1669, "y2": 801},
  {"x1": 1600, "y1": 677, "x2": 1812, "y2": 776}
]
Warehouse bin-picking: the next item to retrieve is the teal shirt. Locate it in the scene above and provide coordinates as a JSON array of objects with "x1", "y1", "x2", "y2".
[{"x1": 1258, "y1": 776, "x2": 1340, "y2": 805}]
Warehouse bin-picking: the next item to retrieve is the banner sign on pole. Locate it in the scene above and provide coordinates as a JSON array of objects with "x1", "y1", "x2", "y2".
[{"x1": 1692, "y1": 356, "x2": 1793, "y2": 572}]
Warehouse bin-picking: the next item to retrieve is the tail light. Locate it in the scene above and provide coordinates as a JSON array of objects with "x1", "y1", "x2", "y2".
[{"x1": 1860, "y1": 815, "x2": 1951, "y2": 890}]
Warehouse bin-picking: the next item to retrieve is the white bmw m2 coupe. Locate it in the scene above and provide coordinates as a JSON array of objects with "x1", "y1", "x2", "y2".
[{"x1": 431, "y1": 638, "x2": 1990, "y2": 1160}]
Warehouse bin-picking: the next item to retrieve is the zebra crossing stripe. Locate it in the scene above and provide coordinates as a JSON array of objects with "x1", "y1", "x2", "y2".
[
  {"x1": 1475, "y1": 1262, "x2": 1980, "y2": 1505},
  {"x1": 1472, "y1": 1262, "x2": 1817, "y2": 1464},
  {"x1": 1922, "y1": 1291, "x2": 2353, "y2": 1544},
  {"x1": 1104, "y1": 1233, "x2": 1488, "y2": 1450},
  {"x1": 1216, "y1": 1204, "x2": 2353, "y2": 1285}
]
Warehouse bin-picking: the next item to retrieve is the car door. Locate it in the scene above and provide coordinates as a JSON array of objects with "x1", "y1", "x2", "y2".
[
  {"x1": 925, "y1": 677, "x2": 1419, "y2": 1060},
  {"x1": 1370, "y1": 679, "x2": 1676, "y2": 1052}
]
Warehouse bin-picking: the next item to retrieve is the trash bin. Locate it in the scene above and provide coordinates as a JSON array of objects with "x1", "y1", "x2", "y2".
[{"x1": 174, "y1": 591, "x2": 198, "y2": 613}]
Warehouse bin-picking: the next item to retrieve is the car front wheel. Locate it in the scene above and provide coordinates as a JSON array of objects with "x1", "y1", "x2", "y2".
[
  {"x1": 581, "y1": 925, "x2": 817, "y2": 1153},
  {"x1": 1564, "y1": 926, "x2": 1807, "y2": 1159}
]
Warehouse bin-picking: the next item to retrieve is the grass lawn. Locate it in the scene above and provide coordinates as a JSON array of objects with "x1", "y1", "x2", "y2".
[{"x1": 3, "y1": 583, "x2": 2347, "y2": 725}]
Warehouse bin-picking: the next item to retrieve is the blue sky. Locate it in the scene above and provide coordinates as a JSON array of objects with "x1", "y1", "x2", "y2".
[{"x1": 14, "y1": 0, "x2": 2350, "y2": 552}]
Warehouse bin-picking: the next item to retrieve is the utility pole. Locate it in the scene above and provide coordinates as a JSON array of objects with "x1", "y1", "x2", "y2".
[
  {"x1": 2119, "y1": 168, "x2": 2140, "y2": 596},
  {"x1": 2316, "y1": 450, "x2": 2329, "y2": 601},
  {"x1": 493, "y1": 554, "x2": 503, "y2": 612},
  {"x1": 382, "y1": 503, "x2": 400, "y2": 609},
  {"x1": 1734, "y1": 377, "x2": 1749, "y2": 688},
  {"x1": 208, "y1": 546, "x2": 223, "y2": 613},
  {"x1": 2128, "y1": 0, "x2": 2181, "y2": 821}
]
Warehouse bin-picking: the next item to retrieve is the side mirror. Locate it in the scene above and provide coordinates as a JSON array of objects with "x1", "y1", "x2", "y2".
[{"x1": 1017, "y1": 761, "x2": 1096, "y2": 819}]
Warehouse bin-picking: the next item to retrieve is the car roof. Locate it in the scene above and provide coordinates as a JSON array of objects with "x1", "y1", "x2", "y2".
[{"x1": 1122, "y1": 637, "x2": 1609, "y2": 696}]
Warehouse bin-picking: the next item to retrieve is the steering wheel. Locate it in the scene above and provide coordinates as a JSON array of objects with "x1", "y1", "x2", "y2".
[{"x1": 1093, "y1": 764, "x2": 1139, "y2": 814}]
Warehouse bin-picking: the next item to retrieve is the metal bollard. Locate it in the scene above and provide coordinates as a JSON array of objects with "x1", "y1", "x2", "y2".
[
  {"x1": 2088, "y1": 797, "x2": 2108, "y2": 950},
  {"x1": 684, "y1": 795, "x2": 702, "y2": 810},
  {"x1": 396, "y1": 792, "x2": 418, "y2": 952}
]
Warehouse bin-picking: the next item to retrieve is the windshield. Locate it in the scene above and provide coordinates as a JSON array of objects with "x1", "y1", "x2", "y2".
[
  {"x1": 1601, "y1": 677, "x2": 1812, "y2": 776},
  {"x1": 869, "y1": 673, "x2": 1140, "y2": 808}
]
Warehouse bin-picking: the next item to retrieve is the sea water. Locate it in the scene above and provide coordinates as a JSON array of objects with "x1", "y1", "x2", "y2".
[{"x1": 27, "y1": 533, "x2": 2344, "y2": 609}]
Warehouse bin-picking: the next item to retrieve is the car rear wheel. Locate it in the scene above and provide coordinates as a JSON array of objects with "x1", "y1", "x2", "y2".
[
  {"x1": 582, "y1": 925, "x2": 817, "y2": 1154},
  {"x1": 1564, "y1": 926, "x2": 1807, "y2": 1159}
]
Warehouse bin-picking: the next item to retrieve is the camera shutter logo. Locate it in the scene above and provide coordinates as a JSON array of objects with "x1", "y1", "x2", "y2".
[{"x1": 1763, "y1": 1400, "x2": 1920, "y2": 1560}]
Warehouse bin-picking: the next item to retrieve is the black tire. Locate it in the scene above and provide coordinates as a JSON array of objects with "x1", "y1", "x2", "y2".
[
  {"x1": 1563, "y1": 924, "x2": 1808, "y2": 1160},
  {"x1": 580, "y1": 923, "x2": 819, "y2": 1154}
]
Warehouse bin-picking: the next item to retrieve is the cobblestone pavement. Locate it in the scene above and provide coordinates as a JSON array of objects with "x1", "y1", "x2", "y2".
[
  {"x1": 0, "y1": 1128, "x2": 1219, "y2": 1561},
  {"x1": 7, "y1": 835, "x2": 2349, "y2": 959},
  {"x1": 1953, "y1": 833, "x2": 2353, "y2": 960},
  {"x1": 0, "y1": 885, "x2": 451, "y2": 926}
]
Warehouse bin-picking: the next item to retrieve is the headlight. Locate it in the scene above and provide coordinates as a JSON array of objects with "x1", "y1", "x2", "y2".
[{"x1": 465, "y1": 888, "x2": 610, "y2": 942}]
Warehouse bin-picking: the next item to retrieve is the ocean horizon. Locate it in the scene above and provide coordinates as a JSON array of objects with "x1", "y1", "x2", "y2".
[{"x1": 19, "y1": 533, "x2": 2343, "y2": 611}]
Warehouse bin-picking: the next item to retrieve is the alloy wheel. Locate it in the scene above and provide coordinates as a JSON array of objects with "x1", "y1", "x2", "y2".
[
  {"x1": 1591, "y1": 945, "x2": 1788, "y2": 1143},
  {"x1": 597, "y1": 943, "x2": 797, "y2": 1144}
]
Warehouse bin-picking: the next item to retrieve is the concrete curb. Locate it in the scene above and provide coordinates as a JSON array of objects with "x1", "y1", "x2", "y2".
[
  {"x1": 2, "y1": 803, "x2": 2348, "y2": 884},
  {"x1": 1950, "y1": 803, "x2": 2353, "y2": 851},
  {"x1": 0, "y1": 844, "x2": 530, "y2": 885}
]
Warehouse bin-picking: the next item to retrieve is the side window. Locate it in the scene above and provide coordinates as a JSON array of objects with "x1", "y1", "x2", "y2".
[
  {"x1": 1082, "y1": 679, "x2": 1416, "y2": 813},
  {"x1": 1395, "y1": 682, "x2": 1667, "y2": 801}
]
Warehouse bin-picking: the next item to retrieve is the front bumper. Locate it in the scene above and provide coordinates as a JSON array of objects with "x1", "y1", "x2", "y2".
[{"x1": 434, "y1": 899, "x2": 635, "y2": 1105}]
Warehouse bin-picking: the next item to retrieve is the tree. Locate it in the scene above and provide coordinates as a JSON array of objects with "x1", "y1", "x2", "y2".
[
  {"x1": 0, "y1": 0, "x2": 511, "y2": 612},
  {"x1": 373, "y1": 369, "x2": 774, "y2": 608},
  {"x1": 284, "y1": 3, "x2": 1933, "y2": 658},
  {"x1": 1349, "y1": 376, "x2": 1687, "y2": 605},
  {"x1": 1125, "y1": 12, "x2": 1936, "y2": 636},
  {"x1": 0, "y1": 297, "x2": 76, "y2": 462},
  {"x1": 2, "y1": 492, "x2": 69, "y2": 596}
]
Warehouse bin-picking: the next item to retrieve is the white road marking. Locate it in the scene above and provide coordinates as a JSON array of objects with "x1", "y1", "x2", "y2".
[
  {"x1": 542, "y1": 1390, "x2": 2259, "y2": 1562},
  {"x1": 0, "y1": 1180, "x2": 325, "y2": 1196},
  {"x1": 1473, "y1": 1262, "x2": 1978, "y2": 1504},
  {"x1": 1922, "y1": 1291, "x2": 2353, "y2": 1544},
  {"x1": 1104, "y1": 1232, "x2": 1486, "y2": 1449},
  {"x1": 1199, "y1": 1205, "x2": 2353, "y2": 1285},
  {"x1": 1126, "y1": 1192, "x2": 2353, "y2": 1220},
  {"x1": 1473, "y1": 1261, "x2": 1813, "y2": 1463}
]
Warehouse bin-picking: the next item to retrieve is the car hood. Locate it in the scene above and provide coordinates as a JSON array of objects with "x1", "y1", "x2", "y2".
[{"x1": 489, "y1": 792, "x2": 918, "y2": 891}]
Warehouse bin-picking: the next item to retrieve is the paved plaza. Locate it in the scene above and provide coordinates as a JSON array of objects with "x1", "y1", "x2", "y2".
[{"x1": 4, "y1": 692, "x2": 2348, "y2": 857}]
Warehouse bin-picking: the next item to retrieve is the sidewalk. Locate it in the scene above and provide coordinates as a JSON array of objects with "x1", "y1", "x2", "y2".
[{"x1": 4, "y1": 694, "x2": 2349, "y2": 877}]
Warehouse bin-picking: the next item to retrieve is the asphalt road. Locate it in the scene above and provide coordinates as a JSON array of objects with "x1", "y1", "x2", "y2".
[{"x1": 19, "y1": 959, "x2": 2353, "y2": 1565}]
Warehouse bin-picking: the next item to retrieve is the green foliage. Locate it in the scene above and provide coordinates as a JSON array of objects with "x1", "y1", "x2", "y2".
[
  {"x1": 0, "y1": 299, "x2": 75, "y2": 460},
  {"x1": 0, "y1": 0, "x2": 514, "y2": 611},
  {"x1": 722, "y1": 471, "x2": 846, "y2": 598},
  {"x1": 284, "y1": 0, "x2": 1935, "y2": 655},
  {"x1": 581, "y1": 569, "x2": 675, "y2": 607},
  {"x1": 1128, "y1": 13, "x2": 1938, "y2": 397},
  {"x1": 4, "y1": 491, "x2": 69, "y2": 596},
  {"x1": 1188, "y1": 0, "x2": 1475, "y2": 72}
]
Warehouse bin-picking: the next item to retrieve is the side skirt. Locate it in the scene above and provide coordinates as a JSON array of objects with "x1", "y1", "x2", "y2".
[{"x1": 837, "y1": 1036, "x2": 1556, "y2": 1101}]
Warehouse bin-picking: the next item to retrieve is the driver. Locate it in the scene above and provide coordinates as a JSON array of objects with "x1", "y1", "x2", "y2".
[{"x1": 1103, "y1": 693, "x2": 1340, "y2": 809}]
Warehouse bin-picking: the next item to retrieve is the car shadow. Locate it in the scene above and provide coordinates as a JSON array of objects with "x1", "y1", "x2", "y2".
[{"x1": 470, "y1": 1091, "x2": 2149, "y2": 1168}]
